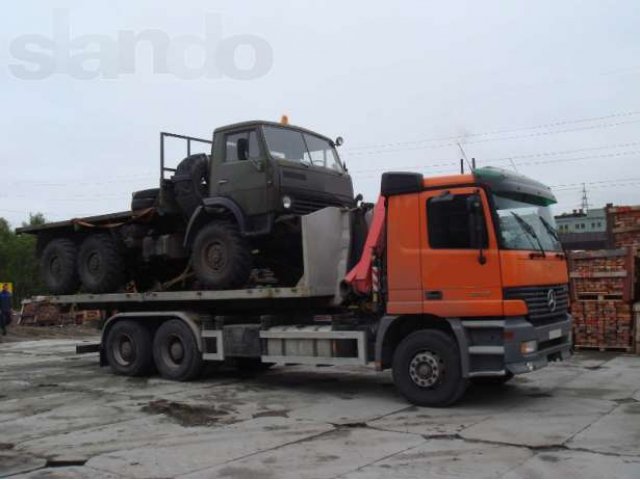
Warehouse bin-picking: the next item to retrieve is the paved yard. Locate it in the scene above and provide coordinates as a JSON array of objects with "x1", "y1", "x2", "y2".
[{"x1": 1, "y1": 337, "x2": 639, "y2": 478}]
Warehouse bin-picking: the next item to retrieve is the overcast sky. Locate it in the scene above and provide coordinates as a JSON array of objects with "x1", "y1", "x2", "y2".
[{"x1": 1, "y1": 0, "x2": 639, "y2": 227}]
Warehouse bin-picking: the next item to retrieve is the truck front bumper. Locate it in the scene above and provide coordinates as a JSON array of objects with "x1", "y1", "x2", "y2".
[
  {"x1": 504, "y1": 315, "x2": 572, "y2": 375},
  {"x1": 456, "y1": 314, "x2": 572, "y2": 378}
]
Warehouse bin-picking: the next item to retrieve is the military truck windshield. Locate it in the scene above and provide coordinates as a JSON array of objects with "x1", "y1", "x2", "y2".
[
  {"x1": 263, "y1": 126, "x2": 345, "y2": 172},
  {"x1": 493, "y1": 194, "x2": 563, "y2": 252}
]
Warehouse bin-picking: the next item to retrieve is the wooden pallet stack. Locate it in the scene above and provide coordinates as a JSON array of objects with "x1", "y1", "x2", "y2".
[
  {"x1": 607, "y1": 205, "x2": 640, "y2": 253},
  {"x1": 19, "y1": 297, "x2": 103, "y2": 327},
  {"x1": 568, "y1": 248, "x2": 636, "y2": 352}
]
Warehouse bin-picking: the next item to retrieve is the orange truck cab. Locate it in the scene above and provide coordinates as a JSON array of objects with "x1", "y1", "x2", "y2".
[{"x1": 347, "y1": 166, "x2": 571, "y2": 405}]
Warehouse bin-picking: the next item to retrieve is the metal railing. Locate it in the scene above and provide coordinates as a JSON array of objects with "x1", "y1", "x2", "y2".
[{"x1": 160, "y1": 132, "x2": 213, "y2": 182}]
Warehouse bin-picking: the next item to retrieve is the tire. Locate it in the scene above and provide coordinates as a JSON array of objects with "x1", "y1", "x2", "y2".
[
  {"x1": 153, "y1": 319, "x2": 203, "y2": 381},
  {"x1": 78, "y1": 234, "x2": 126, "y2": 293},
  {"x1": 191, "y1": 222, "x2": 252, "y2": 289},
  {"x1": 471, "y1": 372, "x2": 514, "y2": 385},
  {"x1": 40, "y1": 238, "x2": 79, "y2": 294},
  {"x1": 105, "y1": 320, "x2": 154, "y2": 376},
  {"x1": 173, "y1": 154, "x2": 209, "y2": 218},
  {"x1": 392, "y1": 330, "x2": 467, "y2": 407},
  {"x1": 131, "y1": 188, "x2": 159, "y2": 211}
]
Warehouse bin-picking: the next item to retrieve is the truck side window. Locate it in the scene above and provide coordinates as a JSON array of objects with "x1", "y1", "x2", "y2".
[
  {"x1": 427, "y1": 194, "x2": 488, "y2": 249},
  {"x1": 225, "y1": 130, "x2": 260, "y2": 162}
]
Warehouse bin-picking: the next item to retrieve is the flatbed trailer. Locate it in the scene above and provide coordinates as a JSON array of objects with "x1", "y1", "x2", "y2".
[{"x1": 53, "y1": 166, "x2": 575, "y2": 407}]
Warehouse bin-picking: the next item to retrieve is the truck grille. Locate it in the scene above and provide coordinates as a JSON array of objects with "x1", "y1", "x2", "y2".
[
  {"x1": 290, "y1": 197, "x2": 346, "y2": 215},
  {"x1": 503, "y1": 285, "x2": 569, "y2": 326}
]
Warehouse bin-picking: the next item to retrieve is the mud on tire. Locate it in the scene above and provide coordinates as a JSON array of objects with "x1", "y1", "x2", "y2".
[
  {"x1": 191, "y1": 221, "x2": 252, "y2": 289},
  {"x1": 78, "y1": 234, "x2": 126, "y2": 293},
  {"x1": 40, "y1": 238, "x2": 79, "y2": 295}
]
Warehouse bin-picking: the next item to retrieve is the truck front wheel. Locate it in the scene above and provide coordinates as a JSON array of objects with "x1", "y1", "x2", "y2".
[
  {"x1": 153, "y1": 319, "x2": 203, "y2": 381},
  {"x1": 392, "y1": 330, "x2": 467, "y2": 407},
  {"x1": 105, "y1": 320, "x2": 154, "y2": 376},
  {"x1": 191, "y1": 222, "x2": 252, "y2": 289},
  {"x1": 40, "y1": 238, "x2": 79, "y2": 294},
  {"x1": 78, "y1": 234, "x2": 126, "y2": 293}
]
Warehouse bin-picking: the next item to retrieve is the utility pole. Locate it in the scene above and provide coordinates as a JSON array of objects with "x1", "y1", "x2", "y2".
[{"x1": 580, "y1": 183, "x2": 589, "y2": 212}]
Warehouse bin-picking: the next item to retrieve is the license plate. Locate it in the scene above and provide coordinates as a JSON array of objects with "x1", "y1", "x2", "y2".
[{"x1": 549, "y1": 328, "x2": 562, "y2": 340}]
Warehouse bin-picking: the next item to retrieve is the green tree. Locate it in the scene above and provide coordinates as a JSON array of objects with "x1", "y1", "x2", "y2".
[{"x1": 0, "y1": 213, "x2": 45, "y2": 308}]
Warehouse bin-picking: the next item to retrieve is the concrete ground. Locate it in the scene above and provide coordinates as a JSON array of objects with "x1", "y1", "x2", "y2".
[{"x1": 1, "y1": 337, "x2": 639, "y2": 479}]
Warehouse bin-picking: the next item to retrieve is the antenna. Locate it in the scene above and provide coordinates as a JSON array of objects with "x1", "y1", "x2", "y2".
[
  {"x1": 509, "y1": 158, "x2": 520, "y2": 172},
  {"x1": 457, "y1": 142, "x2": 473, "y2": 172},
  {"x1": 580, "y1": 183, "x2": 589, "y2": 212}
]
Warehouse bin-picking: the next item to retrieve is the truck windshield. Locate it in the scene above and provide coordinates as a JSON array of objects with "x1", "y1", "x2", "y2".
[
  {"x1": 262, "y1": 126, "x2": 345, "y2": 172},
  {"x1": 493, "y1": 194, "x2": 563, "y2": 252}
]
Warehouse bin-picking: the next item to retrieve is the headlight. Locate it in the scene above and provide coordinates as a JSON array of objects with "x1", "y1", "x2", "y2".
[
  {"x1": 520, "y1": 340, "x2": 538, "y2": 355},
  {"x1": 282, "y1": 195, "x2": 293, "y2": 209}
]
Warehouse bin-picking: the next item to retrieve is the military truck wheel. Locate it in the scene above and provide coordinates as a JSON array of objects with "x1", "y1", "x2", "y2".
[
  {"x1": 392, "y1": 330, "x2": 468, "y2": 407},
  {"x1": 131, "y1": 188, "x2": 159, "y2": 211},
  {"x1": 191, "y1": 222, "x2": 252, "y2": 289},
  {"x1": 173, "y1": 154, "x2": 208, "y2": 218},
  {"x1": 105, "y1": 320, "x2": 154, "y2": 376},
  {"x1": 153, "y1": 319, "x2": 203, "y2": 381},
  {"x1": 78, "y1": 234, "x2": 126, "y2": 293},
  {"x1": 40, "y1": 238, "x2": 79, "y2": 294}
]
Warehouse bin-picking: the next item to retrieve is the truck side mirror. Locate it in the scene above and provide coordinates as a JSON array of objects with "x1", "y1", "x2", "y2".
[{"x1": 467, "y1": 194, "x2": 487, "y2": 265}]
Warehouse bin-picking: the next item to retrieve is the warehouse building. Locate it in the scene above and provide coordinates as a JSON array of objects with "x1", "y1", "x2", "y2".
[{"x1": 555, "y1": 207, "x2": 608, "y2": 250}]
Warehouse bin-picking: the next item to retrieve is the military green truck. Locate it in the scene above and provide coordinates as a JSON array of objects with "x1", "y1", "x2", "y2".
[{"x1": 17, "y1": 120, "x2": 355, "y2": 295}]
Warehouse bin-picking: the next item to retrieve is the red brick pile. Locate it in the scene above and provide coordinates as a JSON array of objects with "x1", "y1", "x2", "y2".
[
  {"x1": 607, "y1": 205, "x2": 640, "y2": 253},
  {"x1": 568, "y1": 248, "x2": 636, "y2": 351}
]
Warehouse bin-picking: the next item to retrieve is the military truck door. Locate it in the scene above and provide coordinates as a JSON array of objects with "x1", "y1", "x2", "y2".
[{"x1": 210, "y1": 128, "x2": 269, "y2": 217}]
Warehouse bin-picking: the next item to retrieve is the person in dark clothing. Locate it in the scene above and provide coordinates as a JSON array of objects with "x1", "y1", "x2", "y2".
[{"x1": 0, "y1": 284, "x2": 12, "y2": 335}]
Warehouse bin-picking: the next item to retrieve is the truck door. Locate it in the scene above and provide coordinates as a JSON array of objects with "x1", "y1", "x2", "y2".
[
  {"x1": 419, "y1": 187, "x2": 503, "y2": 318},
  {"x1": 210, "y1": 128, "x2": 269, "y2": 216}
]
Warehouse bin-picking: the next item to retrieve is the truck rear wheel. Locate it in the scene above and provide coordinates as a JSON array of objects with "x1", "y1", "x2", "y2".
[
  {"x1": 40, "y1": 238, "x2": 79, "y2": 294},
  {"x1": 105, "y1": 320, "x2": 154, "y2": 376},
  {"x1": 153, "y1": 319, "x2": 203, "y2": 381},
  {"x1": 191, "y1": 222, "x2": 252, "y2": 289},
  {"x1": 392, "y1": 330, "x2": 467, "y2": 407},
  {"x1": 78, "y1": 234, "x2": 126, "y2": 293}
]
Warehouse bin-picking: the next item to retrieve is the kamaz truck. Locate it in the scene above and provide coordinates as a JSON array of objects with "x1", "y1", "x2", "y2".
[
  {"x1": 18, "y1": 119, "x2": 354, "y2": 294},
  {"x1": 29, "y1": 166, "x2": 572, "y2": 406}
]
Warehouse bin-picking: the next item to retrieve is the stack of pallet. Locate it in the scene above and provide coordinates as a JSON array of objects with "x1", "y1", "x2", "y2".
[
  {"x1": 607, "y1": 205, "x2": 640, "y2": 253},
  {"x1": 19, "y1": 298, "x2": 103, "y2": 327},
  {"x1": 568, "y1": 248, "x2": 636, "y2": 351}
]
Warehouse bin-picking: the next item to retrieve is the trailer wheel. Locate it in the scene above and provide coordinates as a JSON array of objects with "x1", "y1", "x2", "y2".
[
  {"x1": 105, "y1": 320, "x2": 154, "y2": 376},
  {"x1": 471, "y1": 372, "x2": 514, "y2": 385},
  {"x1": 40, "y1": 238, "x2": 79, "y2": 294},
  {"x1": 153, "y1": 319, "x2": 203, "y2": 381},
  {"x1": 191, "y1": 222, "x2": 252, "y2": 289},
  {"x1": 392, "y1": 330, "x2": 467, "y2": 407},
  {"x1": 78, "y1": 234, "x2": 126, "y2": 293}
]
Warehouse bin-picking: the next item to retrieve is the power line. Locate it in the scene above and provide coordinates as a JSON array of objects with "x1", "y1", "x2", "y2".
[
  {"x1": 345, "y1": 110, "x2": 640, "y2": 153},
  {"x1": 352, "y1": 149, "x2": 640, "y2": 178}
]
